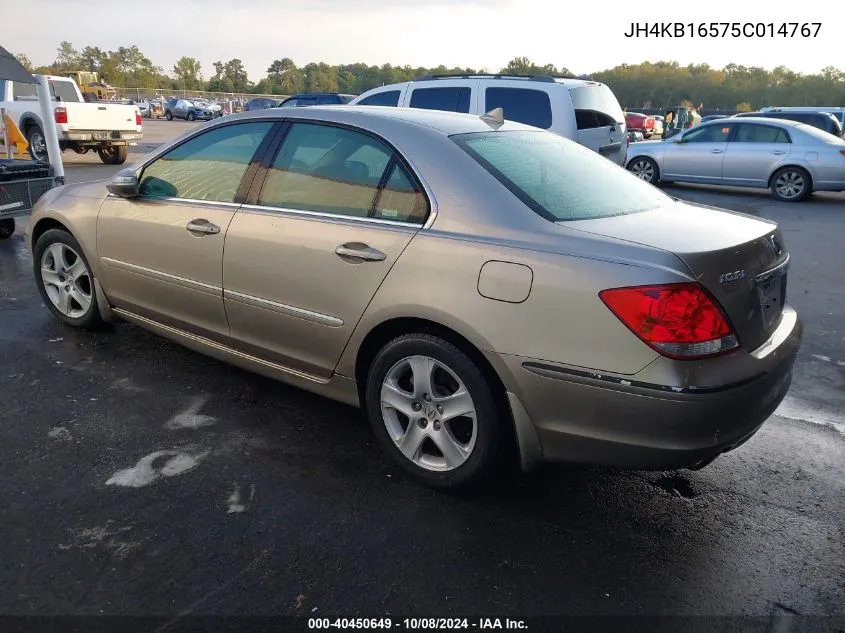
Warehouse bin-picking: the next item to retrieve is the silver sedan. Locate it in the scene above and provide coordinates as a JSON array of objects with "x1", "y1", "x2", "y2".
[{"x1": 625, "y1": 117, "x2": 845, "y2": 201}]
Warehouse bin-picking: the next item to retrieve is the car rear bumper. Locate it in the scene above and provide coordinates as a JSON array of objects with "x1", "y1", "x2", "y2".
[{"x1": 492, "y1": 307, "x2": 802, "y2": 471}]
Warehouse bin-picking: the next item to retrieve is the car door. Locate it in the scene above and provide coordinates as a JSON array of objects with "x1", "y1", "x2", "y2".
[
  {"x1": 720, "y1": 122, "x2": 791, "y2": 187},
  {"x1": 660, "y1": 122, "x2": 733, "y2": 182},
  {"x1": 97, "y1": 120, "x2": 276, "y2": 342},
  {"x1": 404, "y1": 81, "x2": 479, "y2": 114},
  {"x1": 223, "y1": 120, "x2": 430, "y2": 378}
]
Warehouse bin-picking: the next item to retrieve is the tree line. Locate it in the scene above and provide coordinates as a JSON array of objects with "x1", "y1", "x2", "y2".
[{"x1": 13, "y1": 43, "x2": 845, "y2": 110}]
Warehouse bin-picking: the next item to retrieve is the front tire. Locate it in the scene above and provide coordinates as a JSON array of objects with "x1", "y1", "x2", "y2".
[
  {"x1": 97, "y1": 145, "x2": 128, "y2": 165},
  {"x1": 165, "y1": 111, "x2": 173, "y2": 121},
  {"x1": 365, "y1": 333, "x2": 505, "y2": 490},
  {"x1": 627, "y1": 156, "x2": 660, "y2": 184},
  {"x1": 187, "y1": 112, "x2": 196, "y2": 121},
  {"x1": 771, "y1": 166, "x2": 810, "y2": 202},
  {"x1": 0, "y1": 218, "x2": 14, "y2": 239},
  {"x1": 33, "y1": 229, "x2": 104, "y2": 329},
  {"x1": 26, "y1": 125, "x2": 48, "y2": 161}
]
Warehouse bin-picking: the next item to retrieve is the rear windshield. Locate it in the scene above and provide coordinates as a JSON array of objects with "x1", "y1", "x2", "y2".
[
  {"x1": 568, "y1": 84, "x2": 624, "y2": 125},
  {"x1": 452, "y1": 131, "x2": 669, "y2": 221}
]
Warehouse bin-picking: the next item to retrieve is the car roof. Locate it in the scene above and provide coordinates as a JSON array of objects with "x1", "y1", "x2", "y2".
[
  {"x1": 726, "y1": 116, "x2": 803, "y2": 126},
  {"x1": 215, "y1": 104, "x2": 540, "y2": 135}
]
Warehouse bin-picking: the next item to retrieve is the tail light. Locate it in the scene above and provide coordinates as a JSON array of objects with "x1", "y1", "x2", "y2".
[
  {"x1": 599, "y1": 283, "x2": 739, "y2": 359},
  {"x1": 54, "y1": 107, "x2": 68, "y2": 124},
  {"x1": 839, "y1": 150, "x2": 845, "y2": 157},
  {"x1": 135, "y1": 110, "x2": 142, "y2": 126}
]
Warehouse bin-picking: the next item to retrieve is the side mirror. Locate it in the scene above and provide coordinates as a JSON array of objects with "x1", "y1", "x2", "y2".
[{"x1": 107, "y1": 168, "x2": 139, "y2": 198}]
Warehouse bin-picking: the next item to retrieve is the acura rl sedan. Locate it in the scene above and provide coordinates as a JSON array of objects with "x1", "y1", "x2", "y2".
[
  {"x1": 26, "y1": 106, "x2": 801, "y2": 489},
  {"x1": 625, "y1": 117, "x2": 845, "y2": 201}
]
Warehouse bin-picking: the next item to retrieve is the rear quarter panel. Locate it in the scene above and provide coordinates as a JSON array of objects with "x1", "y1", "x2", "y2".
[{"x1": 337, "y1": 231, "x2": 676, "y2": 386}]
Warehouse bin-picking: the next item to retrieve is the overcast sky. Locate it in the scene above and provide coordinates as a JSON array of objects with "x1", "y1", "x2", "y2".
[{"x1": 6, "y1": 0, "x2": 839, "y2": 80}]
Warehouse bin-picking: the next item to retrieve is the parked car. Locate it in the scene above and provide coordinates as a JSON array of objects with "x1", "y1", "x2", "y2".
[
  {"x1": 26, "y1": 106, "x2": 800, "y2": 489},
  {"x1": 245, "y1": 97, "x2": 285, "y2": 111},
  {"x1": 627, "y1": 130, "x2": 644, "y2": 143},
  {"x1": 625, "y1": 112, "x2": 656, "y2": 138},
  {"x1": 350, "y1": 74, "x2": 628, "y2": 165},
  {"x1": 279, "y1": 93, "x2": 357, "y2": 107},
  {"x1": 760, "y1": 106, "x2": 845, "y2": 129},
  {"x1": 733, "y1": 110, "x2": 843, "y2": 138},
  {"x1": 701, "y1": 114, "x2": 728, "y2": 123},
  {"x1": 0, "y1": 74, "x2": 142, "y2": 164},
  {"x1": 625, "y1": 117, "x2": 845, "y2": 201},
  {"x1": 164, "y1": 99, "x2": 215, "y2": 121},
  {"x1": 192, "y1": 98, "x2": 223, "y2": 117}
]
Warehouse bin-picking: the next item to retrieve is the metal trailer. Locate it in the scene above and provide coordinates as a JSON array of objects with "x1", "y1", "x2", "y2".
[{"x1": 0, "y1": 45, "x2": 65, "y2": 239}]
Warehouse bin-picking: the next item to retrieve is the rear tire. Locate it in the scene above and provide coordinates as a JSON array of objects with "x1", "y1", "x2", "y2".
[
  {"x1": 365, "y1": 333, "x2": 505, "y2": 490},
  {"x1": 771, "y1": 166, "x2": 810, "y2": 202},
  {"x1": 0, "y1": 218, "x2": 14, "y2": 239},
  {"x1": 97, "y1": 145, "x2": 128, "y2": 165},
  {"x1": 26, "y1": 125, "x2": 48, "y2": 162},
  {"x1": 33, "y1": 228, "x2": 104, "y2": 330},
  {"x1": 627, "y1": 156, "x2": 659, "y2": 184}
]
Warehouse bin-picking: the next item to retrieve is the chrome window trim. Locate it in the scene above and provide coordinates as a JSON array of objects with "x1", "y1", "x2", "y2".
[
  {"x1": 239, "y1": 203, "x2": 424, "y2": 229},
  {"x1": 224, "y1": 289, "x2": 344, "y2": 328}
]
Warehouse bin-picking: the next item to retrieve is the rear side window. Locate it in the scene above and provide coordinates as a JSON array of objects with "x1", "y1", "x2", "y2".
[
  {"x1": 12, "y1": 81, "x2": 37, "y2": 99},
  {"x1": 484, "y1": 88, "x2": 552, "y2": 129},
  {"x1": 568, "y1": 84, "x2": 624, "y2": 129},
  {"x1": 453, "y1": 131, "x2": 668, "y2": 221},
  {"x1": 140, "y1": 121, "x2": 273, "y2": 202},
  {"x1": 409, "y1": 87, "x2": 471, "y2": 113},
  {"x1": 258, "y1": 123, "x2": 392, "y2": 218},
  {"x1": 734, "y1": 124, "x2": 790, "y2": 143},
  {"x1": 374, "y1": 163, "x2": 428, "y2": 223},
  {"x1": 357, "y1": 91, "x2": 400, "y2": 107}
]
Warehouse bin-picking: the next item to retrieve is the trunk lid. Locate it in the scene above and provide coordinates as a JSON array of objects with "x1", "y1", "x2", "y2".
[
  {"x1": 64, "y1": 103, "x2": 139, "y2": 132},
  {"x1": 571, "y1": 201, "x2": 788, "y2": 351}
]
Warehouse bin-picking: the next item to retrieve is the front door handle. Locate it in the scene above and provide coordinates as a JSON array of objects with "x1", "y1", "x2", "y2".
[
  {"x1": 711, "y1": 149, "x2": 724, "y2": 154},
  {"x1": 773, "y1": 150, "x2": 786, "y2": 155},
  {"x1": 335, "y1": 242, "x2": 386, "y2": 262},
  {"x1": 186, "y1": 219, "x2": 220, "y2": 235}
]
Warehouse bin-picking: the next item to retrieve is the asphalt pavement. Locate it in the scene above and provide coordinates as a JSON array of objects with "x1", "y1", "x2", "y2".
[{"x1": 1, "y1": 121, "x2": 843, "y2": 628}]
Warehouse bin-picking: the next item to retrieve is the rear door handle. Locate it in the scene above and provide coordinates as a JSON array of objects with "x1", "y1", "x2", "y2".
[
  {"x1": 773, "y1": 150, "x2": 786, "y2": 155},
  {"x1": 711, "y1": 149, "x2": 724, "y2": 154},
  {"x1": 186, "y1": 219, "x2": 220, "y2": 235},
  {"x1": 335, "y1": 243, "x2": 386, "y2": 262}
]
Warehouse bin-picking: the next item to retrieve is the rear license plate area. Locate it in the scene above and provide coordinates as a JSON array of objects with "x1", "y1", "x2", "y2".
[
  {"x1": 92, "y1": 131, "x2": 110, "y2": 140},
  {"x1": 758, "y1": 271, "x2": 787, "y2": 330}
]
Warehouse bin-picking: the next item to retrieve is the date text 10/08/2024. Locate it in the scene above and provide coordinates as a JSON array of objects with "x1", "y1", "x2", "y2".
[
  {"x1": 308, "y1": 618, "x2": 527, "y2": 630},
  {"x1": 624, "y1": 22, "x2": 821, "y2": 37}
]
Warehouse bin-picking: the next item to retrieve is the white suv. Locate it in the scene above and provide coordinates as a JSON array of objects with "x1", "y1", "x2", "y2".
[{"x1": 349, "y1": 74, "x2": 628, "y2": 165}]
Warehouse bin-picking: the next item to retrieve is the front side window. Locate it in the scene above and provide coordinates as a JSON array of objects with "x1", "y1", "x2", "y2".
[
  {"x1": 409, "y1": 87, "x2": 471, "y2": 113},
  {"x1": 681, "y1": 124, "x2": 732, "y2": 143},
  {"x1": 484, "y1": 88, "x2": 552, "y2": 129},
  {"x1": 453, "y1": 130, "x2": 668, "y2": 222},
  {"x1": 139, "y1": 122, "x2": 273, "y2": 201},
  {"x1": 734, "y1": 124, "x2": 790, "y2": 143},
  {"x1": 358, "y1": 91, "x2": 400, "y2": 107},
  {"x1": 258, "y1": 123, "x2": 427, "y2": 222}
]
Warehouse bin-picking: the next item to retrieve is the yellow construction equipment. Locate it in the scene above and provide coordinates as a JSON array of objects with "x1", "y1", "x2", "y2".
[{"x1": 61, "y1": 71, "x2": 118, "y2": 101}]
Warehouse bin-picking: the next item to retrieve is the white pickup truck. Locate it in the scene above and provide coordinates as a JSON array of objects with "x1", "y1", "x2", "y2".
[{"x1": 0, "y1": 74, "x2": 142, "y2": 164}]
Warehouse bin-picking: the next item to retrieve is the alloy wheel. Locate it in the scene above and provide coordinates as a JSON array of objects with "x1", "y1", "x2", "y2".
[
  {"x1": 40, "y1": 242, "x2": 93, "y2": 318},
  {"x1": 380, "y1": 355, "x2": 477, "y2": 472},
  {"x1": 774, "y1": 171, "x2": 805, "y2": 200},
  {"x1": 629, "y1": 159, "x2": 655, "y2": 181}
]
